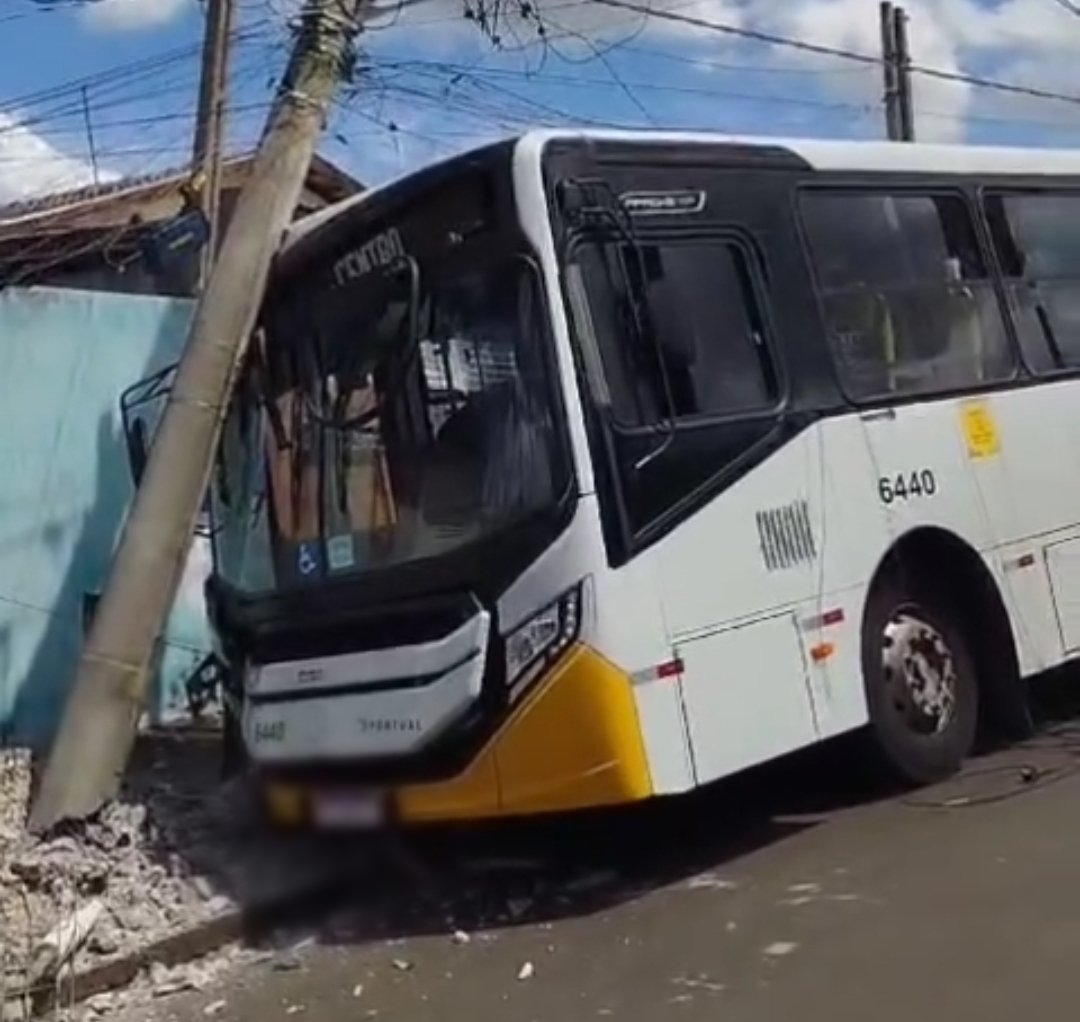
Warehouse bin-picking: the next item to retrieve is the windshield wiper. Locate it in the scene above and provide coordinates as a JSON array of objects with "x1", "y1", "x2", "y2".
[{"x1": 561, "y1": 177, "x2": 678, "y2": 471}]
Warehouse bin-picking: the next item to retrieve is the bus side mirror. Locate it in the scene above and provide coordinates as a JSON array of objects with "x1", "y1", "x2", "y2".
[
  {"x1": 120, "y1": 363, "x2": 215, "y2": 539},
  {"x1": 127, "y1": 416, "x2": 150, "y2": 487},
  {"x1": 120, "y1": 362, "x2": 178, "y2": 486}
]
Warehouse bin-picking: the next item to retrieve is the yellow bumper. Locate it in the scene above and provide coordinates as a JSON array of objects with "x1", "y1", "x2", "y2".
[{"x1": 263, "y1": 643, "x2": 654, "y2": 826}]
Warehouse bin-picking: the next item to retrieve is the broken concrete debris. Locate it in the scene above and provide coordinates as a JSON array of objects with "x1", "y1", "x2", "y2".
[
  {"x1": 1, "y1": 733, "x2": 358, "y2": 1014},
  {"x1": 1, "y1": 758, "x2": 243, "y2": 995},
  {"x1": 28, "y1": 897, "x2": 105, "y2": 983},
  {"x1": 77, "y1": 942, "x2": 259, "y2": 1021}
]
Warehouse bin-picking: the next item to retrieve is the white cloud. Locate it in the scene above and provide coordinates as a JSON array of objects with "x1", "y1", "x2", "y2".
[
  {"x1": 56, "y1": 0, "x2": 1080, "y2": 152},
  {"x1": 0, "y1": 113, "x2": 118, "y2": 206},
  {"x1": 752, "y1": 0, "x2": 972, "y2": 142},
  {"x1": 82, "y1": 0, "x2": 193, "y2": 31},
  {"x1": 818, "y1": 0, "x2": 1080, "y2": 142},
  {"x1": 611, "y1": 0, "x2": 1080, "y2": 144}
]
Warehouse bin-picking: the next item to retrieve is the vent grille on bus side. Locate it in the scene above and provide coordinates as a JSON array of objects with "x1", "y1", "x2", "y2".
[{"x1": 756, "y1": 500, "x2": 815, "y2": 571}]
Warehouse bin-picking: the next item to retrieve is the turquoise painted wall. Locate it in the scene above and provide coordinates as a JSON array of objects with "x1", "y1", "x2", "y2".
[{"x1": 0, "y1": 286, "x2": 212, "y2": 747}]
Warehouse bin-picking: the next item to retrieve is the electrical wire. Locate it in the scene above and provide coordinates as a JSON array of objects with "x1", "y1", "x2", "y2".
[
  {"x1": 584, "y1": 0, "x2": 1080, "y2": 110},
  {"x1": 620, "y1": 41, "x2": 878, "y2": 77},
  {"x1": 0, "y1": 15, "x2": 276, "y2": 119},
  {"x1": 367, "y1": 55, "x2": 1080, "y2": 138},
  {"x1": 380, "y1": 58, "x2": 881, "y2": 117},
  {"x1": 902, "y1": 720, "x2": 1080, "y2": 809}
]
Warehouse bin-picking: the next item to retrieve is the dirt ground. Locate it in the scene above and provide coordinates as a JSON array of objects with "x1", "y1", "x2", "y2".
[{"x1": 112, "y1": 709, "x2": 1080, "y2": 1022}]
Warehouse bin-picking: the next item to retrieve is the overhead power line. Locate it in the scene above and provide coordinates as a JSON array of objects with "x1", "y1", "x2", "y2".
[
  {"x1": 359, "y1": 53, "x2": 1080, "y2": 142},
  {"x1": 589, "y1": 0, "x2": 881, "y2": 65},
  {"x1": 587, "y1": 0, "x2": 1080, "y2": 110},
  {"x1": 0, "y1": 16, "x2": 276, "y2": 117},
  {"x1": 378, "y1": 58, "x2": 879, "y2": 117}
]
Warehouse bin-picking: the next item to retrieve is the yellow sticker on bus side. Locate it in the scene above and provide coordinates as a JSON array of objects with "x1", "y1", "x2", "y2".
[{"x1": 960, "y1": 401, "x2": 1001, "y2": 459}]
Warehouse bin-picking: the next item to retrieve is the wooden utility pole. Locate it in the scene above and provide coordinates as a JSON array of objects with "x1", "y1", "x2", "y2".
[
  {"x1": 29, "y1": 0, "x2": 366, "y2": 833},
  {"x1": 192, "y1": 0, "x2": 235, "y2": 280},
  {"x1": 881, "y1": 2, "x2": 915, "y2": 142}
]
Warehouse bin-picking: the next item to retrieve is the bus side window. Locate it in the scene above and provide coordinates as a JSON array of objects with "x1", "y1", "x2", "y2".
[
  {"x1": 984, "y1": 191, "x2": 1080, "y2": 374},
  {"x1": 575, "y1": 238, "x2": 778, "y2": 427},
  {"x1": 571, "y1": 235, "x2": 782, "y2": 536},
  {"x1": 801, "y1": 191, "x2": 1013, "y2": 401}
]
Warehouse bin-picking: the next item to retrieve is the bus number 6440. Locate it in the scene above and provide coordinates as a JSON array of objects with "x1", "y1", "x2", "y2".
[{"x1": 879, "y1": 470, "x2": 937, "y2": 505}]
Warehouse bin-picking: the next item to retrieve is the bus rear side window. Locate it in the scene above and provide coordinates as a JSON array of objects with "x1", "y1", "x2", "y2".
[
  {"x1": 984, "y1": 191, "x2": 1080, "y2": 373},
  {"x1": 801, "y1": 192, "x2": 1013, "y2": 401}
]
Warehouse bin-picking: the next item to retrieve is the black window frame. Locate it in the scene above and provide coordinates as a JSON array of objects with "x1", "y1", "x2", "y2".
[
  {"x1": 568, "y1": 226, "x2": 789, "y2": 433},
  {"x1": 563, "y1": 223, "x2": 789, "y2": 560},
  {"x1": 979, "y1": 185, "x2": 1080, "y2": 380},
  {"x1": 795, "y1": 182, "x2": 1021, "y2": 408}
]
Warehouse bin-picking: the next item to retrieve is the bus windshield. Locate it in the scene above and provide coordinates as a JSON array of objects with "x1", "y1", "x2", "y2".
[{"x1": 210, "y1": 221, "x2": 562, "y2": 596}]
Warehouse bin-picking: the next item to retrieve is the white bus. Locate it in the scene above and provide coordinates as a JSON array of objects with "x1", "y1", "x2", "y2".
[{"x1": 138, "y1": 129, "x2": 1080, "y2": 828}]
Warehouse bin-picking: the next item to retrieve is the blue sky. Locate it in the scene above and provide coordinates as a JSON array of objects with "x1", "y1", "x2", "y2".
[{"x1": 3, "y1": 0, "x2": 1080, "y2": 201}]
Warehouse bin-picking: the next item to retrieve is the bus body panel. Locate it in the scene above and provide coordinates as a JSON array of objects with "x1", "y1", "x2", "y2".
[{"x1": 519, "y1": 131, "x2": 1080, "y2": 803}]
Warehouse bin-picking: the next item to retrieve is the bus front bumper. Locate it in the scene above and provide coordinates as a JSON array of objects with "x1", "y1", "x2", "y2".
[{"x1": 259, "y1": 644, "x2": 654, "y2": 828}]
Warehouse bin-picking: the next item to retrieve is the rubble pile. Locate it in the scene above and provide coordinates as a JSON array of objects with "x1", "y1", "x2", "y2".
[{"x1": 0, "y1": 734, "x2": 350, "y2": 1006}]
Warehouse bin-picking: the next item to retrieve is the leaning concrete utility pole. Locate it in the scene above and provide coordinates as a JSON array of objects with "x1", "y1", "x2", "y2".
[{"x1": 30, "y1": 0, "x2": 366, "y2": 832}]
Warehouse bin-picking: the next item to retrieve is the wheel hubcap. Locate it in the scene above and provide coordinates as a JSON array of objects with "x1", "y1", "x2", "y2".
[{"x1": 881, "y1": 611, "x2": 957, "y2": 735}]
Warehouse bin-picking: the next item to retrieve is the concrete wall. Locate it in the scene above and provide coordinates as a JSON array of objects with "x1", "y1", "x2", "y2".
[{"x1": 0, "y1": 286, "x2": 212, "y2": 747}]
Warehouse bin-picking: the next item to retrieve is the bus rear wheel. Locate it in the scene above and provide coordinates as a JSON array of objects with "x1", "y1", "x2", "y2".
[{"x1": 861, "y1": 573, "x2": 979, "y2": 785}]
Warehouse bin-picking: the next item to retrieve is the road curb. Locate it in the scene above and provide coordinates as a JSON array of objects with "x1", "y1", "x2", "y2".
[{"x1": 3, "y1": 864, "x2": 358, "y2": 1019}]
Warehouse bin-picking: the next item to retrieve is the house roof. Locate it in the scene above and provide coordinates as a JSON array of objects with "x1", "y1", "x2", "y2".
[{"x1": 0, "y1": 152, "x2": 363, "y2": 242}]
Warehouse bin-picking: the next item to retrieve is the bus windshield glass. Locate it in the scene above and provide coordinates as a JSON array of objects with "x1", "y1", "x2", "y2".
[{"x1": 210, "y1": 186, "x2": 563, "y2": 596}]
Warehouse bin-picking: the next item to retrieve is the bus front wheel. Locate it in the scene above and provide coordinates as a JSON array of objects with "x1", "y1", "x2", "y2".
[{"x1": 861, "y1": 572, "x2": 979, "y2": 785}]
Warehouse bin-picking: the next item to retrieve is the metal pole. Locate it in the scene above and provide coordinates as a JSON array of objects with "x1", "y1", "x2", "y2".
[
  {"x1": 893, "y1": 5, "x2": 916, "y2": 142},
  {"x1": 880, "y1": 1, "x2": 901, "y2": 141},
  {"x1": 192, "y1": 0, "x2": 236, "y2": 282}
]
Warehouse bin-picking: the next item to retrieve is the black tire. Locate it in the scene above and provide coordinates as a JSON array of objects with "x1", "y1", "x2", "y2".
[{"x1": 861, "y1": 570, "x2": 979, "y2": 785}]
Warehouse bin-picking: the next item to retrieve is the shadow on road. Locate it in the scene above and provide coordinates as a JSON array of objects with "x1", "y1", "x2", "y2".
[{"x1": 306, "y1": 732, "x2": 894, "y2": 951}]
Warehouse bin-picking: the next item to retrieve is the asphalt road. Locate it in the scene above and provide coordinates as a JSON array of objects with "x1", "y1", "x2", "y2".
[{"x1": 131, "y1": 721, "x2": 1080, "y2": 1022}]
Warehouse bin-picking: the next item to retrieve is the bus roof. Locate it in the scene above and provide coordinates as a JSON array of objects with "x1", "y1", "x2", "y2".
[
  {"x1": 515, "y1": 128, "x2": 1080, "y2": 176},
  {"x1": 284, "y1": 129, "x2": 1080, "y2": 253}
]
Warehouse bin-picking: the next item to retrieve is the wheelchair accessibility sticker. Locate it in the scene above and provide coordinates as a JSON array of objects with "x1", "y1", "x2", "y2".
[{"x1": 298, "y1": 542, "x2": 319, "y2": 577}]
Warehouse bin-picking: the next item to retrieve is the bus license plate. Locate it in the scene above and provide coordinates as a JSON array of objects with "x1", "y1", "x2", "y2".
[{"x1": 313, "y1": 791, "x2": 384, "y2": 830}]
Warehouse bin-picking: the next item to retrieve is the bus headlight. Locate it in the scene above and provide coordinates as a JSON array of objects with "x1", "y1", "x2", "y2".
[{"x1": 504, "y1": 585, "x2": 582, "y2": 693}]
